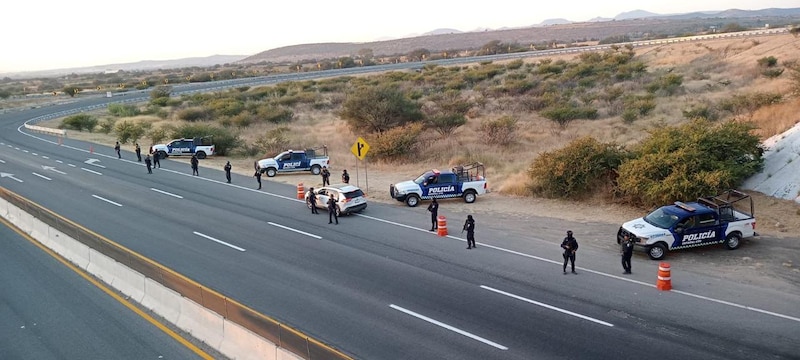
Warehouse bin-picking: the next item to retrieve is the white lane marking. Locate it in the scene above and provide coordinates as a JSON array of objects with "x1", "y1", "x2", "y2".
[
  {"x1": 390, "y1": 304, "x2": 508, "y2": 350},
  {"x1": 481, "y1": 285, "x2": 614, "y2": 327},
  {"x1": 193, "y1": 231, "x2": 246, "y2": 252},
  {"x1": 92, "y1": 194, "x2": 122, "y2": 207},
  {"x1": 150, "y1": 188, "x2": 183, "y2": 199},
  {"x1": 41, "y1": 156, "x2": 49, "y2": 159},
  {"x1": 0, "y1": 173, "x2": 23, "y2": 183},
  {"x1": 268, "y1": 222, "x2": 322, "y2": 239},
  {"x1": 84, "y1": 158, "x2": 106, "y2": 168},
  {"x1": 31, "y1": 153, "x2": 38, "y2": 156},
  {"x1": 55, "y1": 160, "x2": 63, "y2": 163},
  {"x1": 22, "y1": 149, "x2": 28, "y2": 153},
  {"x1": 41, "y1": 165, "x2": 66, "y2": 174},
  {"x1": 81, "y1": 167, "x2": 103, "y2": 175},
  {"x1": 358, "y1": 213, "x2": 800, "y2": 324},
  {"x1": 672, "y1": 290, "x2": 800, "y2": 323},
  {"x1": 32, "y1": 173, "x2": 52, "y2": 181},
  {"x1": 0, "y1": 159, "x2": 5, "y2": 163},
  {"x1": 68, "y1": 163, "x2": 76, "y2": 167}
]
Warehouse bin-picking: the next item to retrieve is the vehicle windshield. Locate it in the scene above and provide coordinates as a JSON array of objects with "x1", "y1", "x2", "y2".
[
  {"x1": 343, "y1": 189, "x2": 365, "y2": 199},
  {"x1": 643, "y1": 207, "x2": 681, "y2": 229},
  {"x1": 414, "y1": 172, "x2": 435, "y2": 185}
]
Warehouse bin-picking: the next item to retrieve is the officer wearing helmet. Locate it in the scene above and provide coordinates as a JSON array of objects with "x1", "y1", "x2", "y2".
[{"x1": 561, "y1": 230, "x2": 579, "y2": 274}]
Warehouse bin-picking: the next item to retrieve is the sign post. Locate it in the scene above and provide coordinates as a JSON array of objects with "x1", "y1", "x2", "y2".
[{"x1": 350, "y1": 137, "x2": 371, "y2": 193}]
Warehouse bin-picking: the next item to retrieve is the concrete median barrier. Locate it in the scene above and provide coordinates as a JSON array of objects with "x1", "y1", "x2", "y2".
[
  {"x1": 220, "y1": 319, "x2": 277, "y2": 360},
  {"x1": 51, "y1": 227, "x2": 90, "y2": 270},
  {"x1": 17, "y1": 210, "x2": 35, "y2": 235},
  {"x1": 142, "y1": 278, "x2": 182, "y2": 324},
  {"x1": 31, "y1": 219, "x2": 49, "y2": 244},
  {"x1": 112, "y1": 264, "x2": 146, "y2": 303},
  {"x1": 88, "y1": 248, "x2": 118, "y2": 284},
  {"x1": 176, "y1": 298, "x2": 224, "y2": 350}
]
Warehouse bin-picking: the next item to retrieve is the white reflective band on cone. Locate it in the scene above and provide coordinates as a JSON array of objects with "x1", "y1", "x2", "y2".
[{"x1": 658, "y1": 276, "x2": 671, "y2": 281}]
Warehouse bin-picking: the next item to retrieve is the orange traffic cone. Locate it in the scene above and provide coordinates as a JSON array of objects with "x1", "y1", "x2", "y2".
[
  {"x1": 297, "y1": 183, "x2": 305, "y2": 199},
  {"x1": 656, "y1": 262, "x2": 672, "y2": 291},
  {"x1": 437, "y1": 216, "x2": 448, "y2": 237}
]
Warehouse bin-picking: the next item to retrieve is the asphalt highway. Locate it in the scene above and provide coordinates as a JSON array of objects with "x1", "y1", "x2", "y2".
[
  {"x1": 1, "y1": 79, "x2": 799, "y2": 359},
  {"x1": 0, "y1": 220, "x2": 212, "y2": 359}
]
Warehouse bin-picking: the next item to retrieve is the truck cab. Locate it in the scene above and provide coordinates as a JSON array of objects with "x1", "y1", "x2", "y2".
[{"x1": 390, "y1": 162, "x2": 487, "y2": 207}]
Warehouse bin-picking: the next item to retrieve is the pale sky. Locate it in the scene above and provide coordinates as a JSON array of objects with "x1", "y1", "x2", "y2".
[{"x1": 2, "y1": 0, "x2": 798, "y2": 73}]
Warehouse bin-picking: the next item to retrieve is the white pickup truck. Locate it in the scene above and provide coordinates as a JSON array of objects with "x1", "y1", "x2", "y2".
[
  {"x1": 256, "y1": 146, "x2": 330, "y2": 177},
  {"x1": 150, "y1": 137, "x2": 215, "y2": 159},
  {"x1": 390, "y1": 162, "x2": 487, "y2": 207},
  {"x1": 617, "y1": 190, "x2": 757, "y2": 260}
]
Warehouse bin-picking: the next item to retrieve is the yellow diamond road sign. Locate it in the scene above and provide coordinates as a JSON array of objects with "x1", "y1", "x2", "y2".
[{"x1": 351, "y1": 137, "x2": 370, "y2": 161}]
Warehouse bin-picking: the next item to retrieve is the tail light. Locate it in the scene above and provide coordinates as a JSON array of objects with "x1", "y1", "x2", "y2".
[
  {"x1": 752, "y1": 221, "x2": 756, "y2": 230},
  {"x1": 483, "y1": 183, "x2": 487, "y2": 189},
  {"x1": 342, "y1": 197, "x2": 351, "y2": 203},
  {"x1": 211, "y1": 146, "x2": 215, "y2": 153}
]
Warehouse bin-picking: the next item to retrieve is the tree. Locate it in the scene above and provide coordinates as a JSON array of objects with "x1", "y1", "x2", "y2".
[
  {"x1": 339, "y1": 85, "x2": 423, "y2": 134},
  {"x1": 150, "y1": 85, "x2": 172, "y2": 100},
  {"x1": 63, "y1": 86, "x2": 80, "y2": 97},
  {"x1": 423, "y1": 91, "x2": 471, "y2": 136},
  {"x1": 408, "y1": 48, "x2": 431, "y2": 61}
]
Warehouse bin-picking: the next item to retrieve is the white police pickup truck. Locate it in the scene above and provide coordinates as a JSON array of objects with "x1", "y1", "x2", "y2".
[
  {"x1": 390, "y1": 162, "x2": 487, "y2": 207},
  {"x1": 256, "y1": 146, "x2": 330, "y2": 177},
  {"x1": 150, "y1": 137, "x2": 215, "y2": 159},
  {"x1": 617, "y1": 190, "x2": 757, "y2": 260}
]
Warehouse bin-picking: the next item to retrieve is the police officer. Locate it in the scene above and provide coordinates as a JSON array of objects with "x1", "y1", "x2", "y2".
[
  {"x1": 342, "y1": 169, "x2": 350, "y2": 184},
  {"x1": 114, "y1": 141, "x2": 121, "y2": 159},
  {"x1": 561, "y1": 230, "x2": 579, "y2": 274},
  {"x1": 621, "y1": 234, "x2": 634, "y2": 274},
  {"x1": 135, "y1": 143, "x2": 142, "y2": 162},
  {"x1": 308, "y1": 187, "x2": 319, "y2": 214},
  {"x1": 190, "y1": 155, "x2": 199, "y2": 176},
  {"x1": 327, "y1": 196, "x2": 338, "y2": 224},
  {"x1": 321, "y1": 166, "x2": 331, "y2": 186},
  {"x1": 463, "y1": 215, "x2": 476, "y2": 249},
  {"x1": 224, "y1": 161, "x2": 232, "y2": 183},
  {"x1": 254, "y1": 169, "x2": 262, "y2": 189},
  {"x1": 427, "y1": 198, "x2": 439, "y2": 231},
  {"x1": 144, "y1": 155, "x2": 152, "y2": 174},
  {"x1": 152, "y1": 149, "x2": 161, "y2": 168}
]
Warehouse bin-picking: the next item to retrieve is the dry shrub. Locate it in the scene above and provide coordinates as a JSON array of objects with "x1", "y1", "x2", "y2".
[
  {"x1": 749, "y1": 97, "x2": 800, "y2": 139},
  {"x1": 495, "y1": 171, "x2": 532, "y2": 196}
]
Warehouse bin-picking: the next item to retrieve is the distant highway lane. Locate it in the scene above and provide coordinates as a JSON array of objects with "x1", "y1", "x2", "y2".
[{"x1": 1, "y1": 70, "x2": 799, "y2": 359}]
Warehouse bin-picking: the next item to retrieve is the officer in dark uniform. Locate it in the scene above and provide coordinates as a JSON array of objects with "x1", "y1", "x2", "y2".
[
  {"x1": 427, "y1": 198, "x2": 439, "y2": 231},
  {"x1": 152, "y1": 149, "x2": 161, "y2": 168},
  {"x1": 463, "y1": 215, "x2": 476, "y2": 249},
  {"x1": 321, "y1": 166, "x2": 331, "y2": 186},
  {"x1": 135, "y1": 143, "x2": 142, "y2": 162},
  {"x1": 144, "y1": 155, "x2": 152, "y2": 174},
  {"x1": 342, "y1": 169, "x2": 350, "y2": 184},
  {"x1": 254, "y1": 169, "x2": 262, "y2": 189},
  {"x1": 308, "y1": 187, "x2": 319, "y2": 214},
  {"x1": 561, "y1": 230, "x2": 579, "y2": 274},
  {"x1": 190, "y1": 155, "x2": 199, "y2": 176},
  {"x1": 621, "y1": 234, "x2": 634, "y2": 274},
  {"x1": 114, "y1": 141, "x2": 121, "y2": 159},
  {"x1": 327, "y1": 196, "x2": 338, "y2": 224},
  {"x1": 224, "y1": 161, "x2": 232, "y2": 183}
]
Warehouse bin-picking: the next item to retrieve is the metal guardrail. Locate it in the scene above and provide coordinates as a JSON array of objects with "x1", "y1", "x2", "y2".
[{"x1": 0, "y1": 186, "x2": 352, "y2": 360}]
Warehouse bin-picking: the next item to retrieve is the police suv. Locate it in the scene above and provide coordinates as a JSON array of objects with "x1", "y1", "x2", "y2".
[
  {"x1": 617, "y1": 190, "x2": 757, "y2": 260},
  {"x1": 390, "y1": 162, "x2": 487, "y2": 207}
]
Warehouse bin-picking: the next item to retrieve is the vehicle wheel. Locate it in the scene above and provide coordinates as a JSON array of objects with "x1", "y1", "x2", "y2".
[
  {"x1": 196, "y1": 151, "x2": 206, "y2": 159},
  {"x1": 310, "y1": 165, "x2": 321, "y2": 175},
  {"x1": 405, "y1": 194, "x2": 420, "y2": 207},
  {"x1": 463, "y1": 190, "x2": 477, "y2": 204},
  {"x1": 157, "y1": 151, "x2": 167, "y2": 160},
  {"x1": 266, "y1": 168, "x2": 277, "y2": 177},
  {"x1": 647, "y1": 243, "x2": 667, "y2": 260},
  {"x1": 724, "y1": 233, "x2": 741, "y2": 250}
]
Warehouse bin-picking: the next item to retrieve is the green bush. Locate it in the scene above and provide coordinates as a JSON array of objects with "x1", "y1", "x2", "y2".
[
  {"x1": 146, "y1": 126, "x2": 170, "y2": 145},
  {"x1": 528, "y1": 136, "x2": 628, "y2": 199},
  {"x1": 340, "y1": 85, "x2": 423, "y2": 134},
  {"x1": 253, "y1": 127, "x2": 291, "y2": 156},
  {"x1": 107, "y1": 103, "x2": 140, "y2": 117},
  {"x1": 616, "y1": 120, "x2": 763, "y2": 206},
  {"x1": 206, "y1": 98, "x2": 244, "y2": 117},
  {"x1": 255, "y1": 105, "x2": 294, "y2": 124},
  {"x1": 98, "y1": 118, "x2": 116, "y2": 134},
  {"x1": 682, "y1": 104, "x2": 718, "y2": 121},
  {"x1": 60, "y1": 114, "x2": 98, "y2": 132},
  {"x1": 114, "y1": 120, "x2": 149, "y2": 144},
  {"x1": 623, "y1": 94, "x2": 656, "y2": 117},
  {"x1": 478, "y1": 116, "x2": 518, "y2": 146},
  {"x1": 177, "y1": 107, "x2": 209, "y2": 122},
  {"x1": 761, "y1": 68, "x2": 784, "y2": 78},
  {"x1": 368, "y1": 123, "x2": 424, "y2": 161},
  {"x1": 540, "y1": 104, "x2": 598, "y2": 128},
  {"x1": 757, "y1": 56, "x2": 778, "y2": 67}
]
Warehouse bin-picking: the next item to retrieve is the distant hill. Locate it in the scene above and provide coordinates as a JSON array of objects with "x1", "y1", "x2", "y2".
[
  {"x1": 2, "y1": 55, "x2": 247, "y2": 79},
  {"x1": 424, "y1": 28, "x2": 463, "y2": 36},
  {"x1": 242, "y1": 8, "x2": 800, "y2": 64}
]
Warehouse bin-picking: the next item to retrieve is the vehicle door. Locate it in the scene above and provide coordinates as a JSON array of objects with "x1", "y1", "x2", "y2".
[
  {"x1": 167, "y1": 140, "x2": 184, "y2": 156},
  {"x1": 290, "y1": 152, "x2": 306, "y2": 170},
  {"x1": 181, "y1": 141, "x2": 195, "y2": 155},
  {"x1": 277, "y1": 152, "x2": 293, "y2": 170},
  {"x1": 672, "y1": 213, "x2": 721, "y2": 248},
  {"x1": 423, "y1": 173, "x2": 458, "y2": 198},
  {"x1": 316, "y1": 189, "x2": 329, "y2": 209}
]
